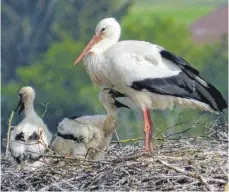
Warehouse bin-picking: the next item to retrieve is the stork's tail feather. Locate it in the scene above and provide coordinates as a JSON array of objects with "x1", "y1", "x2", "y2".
[{"x1": 196, "y1": 81, "x2": 227, "y2": 112}]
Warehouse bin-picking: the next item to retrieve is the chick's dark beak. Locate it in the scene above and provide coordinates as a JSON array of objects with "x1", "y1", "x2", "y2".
[
  {"x1": 15, "y1": 94, "x2": 25, "y2": 115},
  {"x1": 107, "y1": 88, "x2": 129, "y2": 109},
  {"x1": 108, "y1": 89, "x2": 126, "y2": 98},
  {"x1": 114, "y1": 99, "x2": 129, "y2": 109}
]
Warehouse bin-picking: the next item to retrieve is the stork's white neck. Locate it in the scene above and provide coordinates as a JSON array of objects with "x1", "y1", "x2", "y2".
[
  {"x1": 24, "y1": 99, "x2": 36, "y2": 117},
  {"x1": 103, "y1": 108, "x2": 118, "y2": 136},
  {"x1": 100, "y1": 96, "x2": 119, "y2": 135},
  {"x1": 91, "y1": 36, "x2": 119, "y2": 54},
  {"x1": 105, "y1": 106, "x2": 118, "y2": 117}
]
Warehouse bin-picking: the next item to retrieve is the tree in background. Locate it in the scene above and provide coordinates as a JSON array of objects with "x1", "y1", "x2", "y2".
[
  {"x1": 2, "y1": 0, "x2": 57, "y2": 81},
  {"x1": 1, "y1": 0, "x2": 132, "y2": 82}
]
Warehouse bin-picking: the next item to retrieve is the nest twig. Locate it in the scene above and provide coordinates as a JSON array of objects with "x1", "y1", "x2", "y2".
[
  {"x1": 2, "y1": 118, "x2": 228, "y2": 191},
  {"x1": 5, "y1": 111, "x2": 14, "y2": 156},
  {"x1": 1, "y1": 136, "x2": 228, "y2": 191}
]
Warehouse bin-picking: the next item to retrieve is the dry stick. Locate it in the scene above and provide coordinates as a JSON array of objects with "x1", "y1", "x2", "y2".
[
  {"x1": 156, "y1": 158, "x2": 214, "y2": 192},
  {"x1": 8, "y1": 171, "x2": 34, "y2": 191},
  {"x1": 40, "y1": 102, "x2": 50, "y2": 118},
  {"x1": 84, "y1": 168, "x2": 114, "y2": 190},
  {"x1": 112, "y1": 137, "x2": 198, "y2": 144},
  {"x1": 108, "y1": 150, "x2": 142, "y2": 172},
  {"x1": 120, "y1": 167, "x2": 141, "y2": 184},
  {"x1": 165, "y1": 127, "x2": 192, "y2": 138},
  {"x1": 6, "y1": 111, "x2": 14, "y2": 156},
  {"x1": 114, "y1": 130, "x2": 123, "y2": 148},
  {"x1": 42, "y1": 154, "x2": 110, "y2": 164},
  {"x1": 111, "y1": 134, "x2": 227, "y2": 144},
  {"x1": 111, "y1": 137, "x2": 185, "y2": 144},
  {"x1": 111, "y1": 138, "x2": 144, "y2": 144},
  {"x1": 199, "y1": 175, "x2": 213, "y2": 192},
  {"x1": 37, "y1": 129, "x2": 55, "y2": 154},
  {"x1": 111, "y1": 152, "x2": 150, "y2": 163},
  {"x1": 155, "y1": 121, "x2": 203, "y2": 138},
  {"x1": 220, "y1": 166, "x2": 229, "y2": 179},
  {"x1": 207, "y1": 178, "x2": 227, "y2": 184}
]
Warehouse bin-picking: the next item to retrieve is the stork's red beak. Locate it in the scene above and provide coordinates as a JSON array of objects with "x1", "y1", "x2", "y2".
[{"x1": 73, "y1": 34, "x2": 101, "y2": 65}]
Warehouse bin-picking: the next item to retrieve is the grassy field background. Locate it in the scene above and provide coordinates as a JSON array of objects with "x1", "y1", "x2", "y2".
[{"x1": 131, "y1": 0, "x2": 228, "y2": 24}]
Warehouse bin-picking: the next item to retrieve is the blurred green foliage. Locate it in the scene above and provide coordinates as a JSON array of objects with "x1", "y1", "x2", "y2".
[
  {"x1": 1, "y1": 0, "x2": 132, "y2": 82},
  {"x1": 1, "y1": 1, "x2": 228, "y2": 143}
]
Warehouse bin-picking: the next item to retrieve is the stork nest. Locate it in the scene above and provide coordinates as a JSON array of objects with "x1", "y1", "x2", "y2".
[{"x1": 1, "y1": 133, "x2": 228, "y2": 191}]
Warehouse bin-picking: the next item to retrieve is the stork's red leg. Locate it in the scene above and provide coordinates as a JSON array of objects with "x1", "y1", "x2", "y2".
[{"x1": 142, "y1": 108, "x2": 153, "y2": 152}]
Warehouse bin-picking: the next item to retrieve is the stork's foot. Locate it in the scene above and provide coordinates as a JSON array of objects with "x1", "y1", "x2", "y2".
[
  {"x1": 149, "y1": 126, "x2": 154, "y2": 152},
  {"x1": 149, "y1": 140, "x2": 154, "y2": 152}
]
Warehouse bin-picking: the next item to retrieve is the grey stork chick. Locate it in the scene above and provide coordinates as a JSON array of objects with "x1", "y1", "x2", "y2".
[
  {"x1": 9, "y1": 86, "x2": 52, "y2": 167},
  {"x1": 51, "y1": 88, "x2": 128, "y2": 160}
]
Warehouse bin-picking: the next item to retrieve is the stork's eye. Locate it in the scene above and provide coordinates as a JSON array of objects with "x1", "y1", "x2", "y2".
[{"x1": 101, "y1": 27, "x2": 106, "y2": 32}]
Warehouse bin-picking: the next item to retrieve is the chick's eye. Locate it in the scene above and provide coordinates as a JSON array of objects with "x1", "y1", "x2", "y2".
[{"x1": 101, "y1": 27, "x2": 106, "y2": 32}]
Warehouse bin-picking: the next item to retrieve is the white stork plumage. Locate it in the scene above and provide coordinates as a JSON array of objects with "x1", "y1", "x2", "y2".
[
  {"x1": 9, "y1": 86, "x2": 52, "y2": 166},
  {"x1": 73, "y1": 18, "x2": 227, "y2": 152},
  {"x1": 51, "y1": 88, "x2": 128, "y2": 160}
]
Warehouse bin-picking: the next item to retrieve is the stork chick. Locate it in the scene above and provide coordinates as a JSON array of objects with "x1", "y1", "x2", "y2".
[
  {"x1": 51, "y1": 88, "x2": 128, "y2": 160},
  {"x1": 9, "y1": 86, "x2": 52, "y2": 167}
]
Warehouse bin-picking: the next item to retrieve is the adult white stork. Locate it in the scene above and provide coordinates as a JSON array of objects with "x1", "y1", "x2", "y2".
[{"x1": 73, "y1": 18, "x2": 227, "y2": 152}]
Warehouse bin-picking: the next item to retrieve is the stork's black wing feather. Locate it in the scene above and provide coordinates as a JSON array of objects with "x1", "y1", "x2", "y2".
[
  {"x1": 160, "y1": 50, "x2": 200, "y2": 75},
  {"x1": 131, "y1": 66, "x2": 227, "y2": 112}
]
